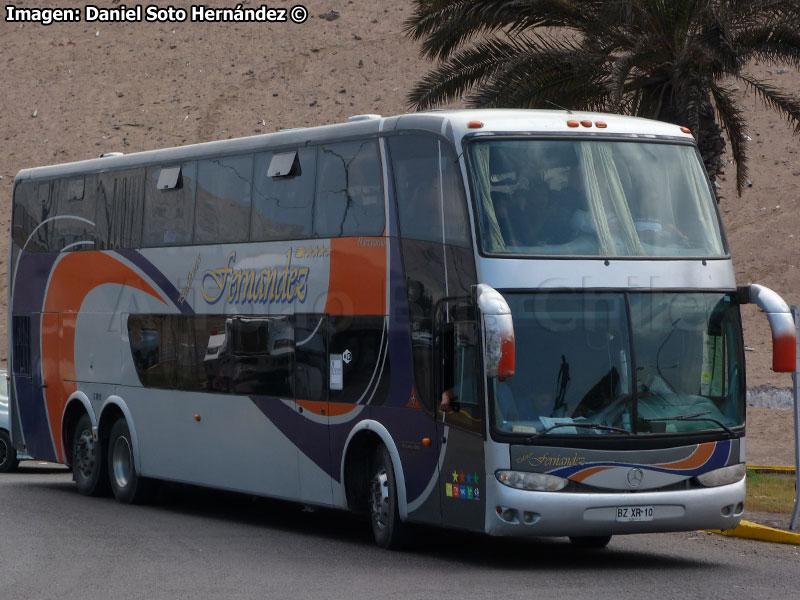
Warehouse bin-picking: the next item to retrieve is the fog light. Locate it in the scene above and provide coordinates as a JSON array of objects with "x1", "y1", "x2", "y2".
[
  {"x1": 502, "y1": 508, "x2": 516, "y2": 522},
  {"x1": 522, "y1": 511, "x2": 540, "y2": 524}
]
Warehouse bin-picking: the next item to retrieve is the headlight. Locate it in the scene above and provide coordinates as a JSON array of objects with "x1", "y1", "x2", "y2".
[
  {"x1": 695, "y1": 463, "x2": 746, "y2": 487},
  {"x1": 496, "y1": 470, "x2": 568, "y2": 492}
]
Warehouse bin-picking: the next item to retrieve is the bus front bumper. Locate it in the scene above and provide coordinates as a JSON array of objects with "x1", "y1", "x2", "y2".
[{"x1": 485, "y1": 477, "x2": 745, "y2": 537}]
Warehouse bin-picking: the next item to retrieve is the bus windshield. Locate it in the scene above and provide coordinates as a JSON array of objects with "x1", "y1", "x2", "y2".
[
  {"x1": 468, "y1": 139, "x2": 725, "y2": 257},
  {"x1": 491, "y1": 292, "x2": 744, "y2": 437}
]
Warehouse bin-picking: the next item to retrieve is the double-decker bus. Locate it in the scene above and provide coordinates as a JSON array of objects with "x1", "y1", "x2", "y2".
[{"x1": 8, "y1": 110, "x2": 795, "y2": 548}]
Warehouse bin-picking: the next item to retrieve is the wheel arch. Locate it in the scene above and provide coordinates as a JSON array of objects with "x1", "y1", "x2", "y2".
[
  {"x1": 98, "y1": 396, "x2": 141, "y2": 475},
  {"x1": 61, "y1": 392, "x2": 95, "y2": 467},
  {"x1": 341, "y1": 420, "x2": 408, "y2": 521}
]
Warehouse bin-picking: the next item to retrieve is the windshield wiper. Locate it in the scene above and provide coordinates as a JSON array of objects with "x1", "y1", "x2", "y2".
[
  {"x1": 645, "y1": 410, "x2": 736, "y2": 438},
  {"x1": 527, "y1": 422, "x2": 629, "y2": 441}
]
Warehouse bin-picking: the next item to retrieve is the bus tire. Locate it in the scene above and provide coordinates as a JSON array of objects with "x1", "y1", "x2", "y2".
[
  {"x1": 71, "y1": 413, "x2": 109, "y2": 495},
  {"x1": 369, "y1": 445, "x2": 405, "y2": 549},
  {"x1": 569, "y1": 535, "x2": 612, "y2": 548},
  {"x1": 0, "y1": 430, "x2": 20, "y2": 473},
  {"x1": 107, "y1": 419, "x2": 154, "y2": 504}
]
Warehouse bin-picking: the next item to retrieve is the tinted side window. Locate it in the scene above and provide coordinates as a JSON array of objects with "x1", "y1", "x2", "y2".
[
  {"x1": 143, "y1": 162, "x2": 197, "y2": 247},
  {"x1": 315, "y1": 140, "x2": 384, "y2": 238},
  {"x1": 11, "y1": 181, "x2": 36, "y2": 252},
  {"x1": 51, "y1": 177, "x2": 97, "y2": 252},
  {"x1": 329, "y1": 315, "x2": 387, "y2": 404},
  {"x1": 195, "y1": 155, "x2": 253, "y2": 244},
  {"x1": 128, "y1": 314, "x2": 294, "y2": 398},
  {"x1": 95, "y1": 169, "x2": 145, "y2": 250},
  {"x1": 225, "y1": 316, "x2": 294, "y2": 396},
  {"x1": 251, "y1": 147, "x2": 316, "y2": 241},
  {"x1": 13, "y1": 181, "x2": 57, "y2": 253},
  {"x1": 128, "y1": 315, "x2": 178, "y2": 389},
  {"x1": 389, "y1": 135, "x2": 471, "y2": 247},
  {"x1": 295, "y1": 315, "x2": 327, "y2": 402}
]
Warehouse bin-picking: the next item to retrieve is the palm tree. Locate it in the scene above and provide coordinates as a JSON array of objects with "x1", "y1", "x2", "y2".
[{"x1": 405, "y1": 0, "x2": 800, "y2": 194}]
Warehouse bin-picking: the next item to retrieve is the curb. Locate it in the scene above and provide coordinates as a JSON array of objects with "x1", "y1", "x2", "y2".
[
  {"x1": 747, "y1": 465, "x2": 796, "y2": 475},
  {"x1": 706, "y1": 520, "x2": 800, "y2": 545}
]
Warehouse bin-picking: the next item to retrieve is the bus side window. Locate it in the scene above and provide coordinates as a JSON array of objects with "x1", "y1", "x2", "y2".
[
  {"x1": 128, "y1": 315, "x2": 177, "y2": 389},
  {"x1": 388, "y1": 135, "x2": 470, "y2": 247},
  {"x1": 438, "y1": 302, "x2": 482, "y2": 434},
  {"x1": 251, "y1": 147, "x2": 315, "y2": 241},
  {"x1": 94, "y1": 169, "x2": 145, "y2": 250},
  {"x1": 11, "y1": 181, "x2": 51, "y2": 253},
  {"x1": 52, "y1": 176, "x2": 95, "y2": 252},
  {"x1": 194, "y1": 155, "x2": 253, "y2": 245},
  {"x1": 143, "y1": 162, "x2": 197, "y2": 247},
  {"x1": 314, "y1": 140, "x2": 384, "y2": 238},
  {"x1": 295, "y1": 314, "x2": 327, "y2": 402}
]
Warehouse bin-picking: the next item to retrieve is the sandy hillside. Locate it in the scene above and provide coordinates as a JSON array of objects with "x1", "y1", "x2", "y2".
[{"x1": 1, "y1": 2, "x2": 799, "y2": 462}]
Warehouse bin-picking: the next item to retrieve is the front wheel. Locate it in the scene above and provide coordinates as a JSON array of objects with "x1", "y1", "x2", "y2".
[
  {"x1": 71, "y1": 414, "x2": 109, "y2": 495},
  {"x1": 0, "y1": 430, "x2": 20, "y2": 473},
  {"x1": 107, "y1": 419, "x2": 154, "y2": 504},
  {"x1": 569, "y1": 535, "x2": 612, "y2": 548},
  {"x1": 368, "y1": 445, "x2": 406, "y2": 549}
]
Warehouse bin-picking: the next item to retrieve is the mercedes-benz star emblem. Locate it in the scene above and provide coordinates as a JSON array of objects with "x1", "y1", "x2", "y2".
[{"x1": 627, "y1": 468, "x2": 644, "y2": 488}]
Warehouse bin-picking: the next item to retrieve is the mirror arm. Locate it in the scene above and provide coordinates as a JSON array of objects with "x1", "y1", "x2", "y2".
[{"x1": 738, "y1": 284, "x2": 796, "y2": 372}]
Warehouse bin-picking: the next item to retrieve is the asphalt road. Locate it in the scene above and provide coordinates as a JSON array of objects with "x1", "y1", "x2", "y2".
[{"x1": 1, "y1": 462, "x2": 798, "y2": 600}]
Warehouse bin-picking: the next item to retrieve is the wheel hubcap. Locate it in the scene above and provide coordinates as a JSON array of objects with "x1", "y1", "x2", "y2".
[
  {"x1": 75, "y1": 430, "x2": 96, "y2": 478},
  {"x1": 369, "y1": 469, "x2": 390, "y2": 529},
  {"x1": 112, "y1": 435, "x2": 132, "y2": 489}
]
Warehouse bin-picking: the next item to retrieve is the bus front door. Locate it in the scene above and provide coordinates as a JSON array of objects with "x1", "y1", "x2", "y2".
[{"x1": 436, "y1": 300, "x2": 486, "y2": 532}]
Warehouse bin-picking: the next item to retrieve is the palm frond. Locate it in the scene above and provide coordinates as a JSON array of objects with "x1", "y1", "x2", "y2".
[
  {"x1": 467, "y1": 43, "x2": 613, "y2": 110},
  {"x1": 735, "y1": 25, "x2": 800, "y2": 70},
  {"x1": 739, "y1": 74, "x2": 800, "y2": 133},
  {"x1": 405, "y1": 0, "x2": 595, "y2": 61},
  {"x1": 406, "y1": 35, "x2": 528, "y2": 109},
  {"x1": 710, "y1": 83, "x2": 748, "y2": 194}
]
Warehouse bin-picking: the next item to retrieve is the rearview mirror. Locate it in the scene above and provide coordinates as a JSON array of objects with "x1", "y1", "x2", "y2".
[{"x1": 476, "y1": 284, "x2": 515, "y2": 378}]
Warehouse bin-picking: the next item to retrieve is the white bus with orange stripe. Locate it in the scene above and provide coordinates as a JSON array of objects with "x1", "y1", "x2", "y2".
[{"x1": 8, "y1": 110, "x2": 795, "y2": 548}]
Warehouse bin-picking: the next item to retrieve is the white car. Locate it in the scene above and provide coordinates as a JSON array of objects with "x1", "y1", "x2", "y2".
[{"x1": 1, "y1": 369, "x2": 21, "y2": 472}]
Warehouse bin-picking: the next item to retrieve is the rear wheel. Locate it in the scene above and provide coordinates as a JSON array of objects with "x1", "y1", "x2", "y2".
[
  {"x1": 107, "y1": 419, "x2": 154, "y2": 504},
  {"x1": 71, "y1": 413, "x2": 109, "y2": 495},
  {"x1": 0, "y1": 430, "x2": 20, "y2": 473},
  {"x1": 569, "y1": 535, "x2": 612, "y2": 548},
  {"x1": 368, "y1": 445, "x2": 406, "y2": 549}
]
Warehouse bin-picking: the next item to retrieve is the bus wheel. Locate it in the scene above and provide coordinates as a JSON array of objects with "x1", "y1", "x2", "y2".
[
  {"x1": 569, "y1": 535, "x2": 612, "y2": 548},
  {"x1": 369, "y1": 445, "x2": 405, "y2": 549},
  {"x1": 107, "y1": 419, "x2": 154, "y2": 504},
  {"x1": 71, "y1": 413, "x2": 109, "y2": 495},
  {"x1": 0, "y1": 430, "x2": 20, "y2": 473}
]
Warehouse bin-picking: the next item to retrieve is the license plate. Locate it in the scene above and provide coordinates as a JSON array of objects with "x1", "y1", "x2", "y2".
[{"x1": 616, "y1": 505, "x2": 654, "y2": 522}]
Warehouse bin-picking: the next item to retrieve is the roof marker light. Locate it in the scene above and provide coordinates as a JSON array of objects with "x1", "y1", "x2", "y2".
[
  {"x1": 580, "y1": 120, "x2": 593, "y2": 128},
  {"x1": 567, "y1": 120, "x2": 580, "y2": 128},
  {"x1": 595, "y1": 121, "x2": 607, "y2": 128},
  {"x1": 468, "y1": 120, "x2": 484, "y2": 129},
  {"x1": 680, "y1": 126, "x2": 692, "y2": 134}
]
